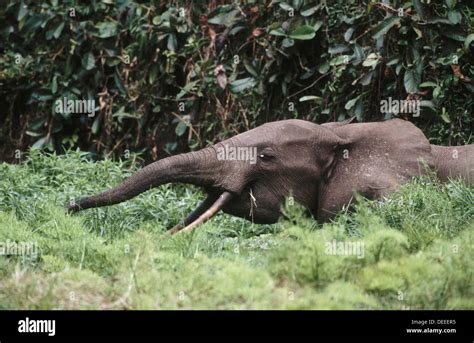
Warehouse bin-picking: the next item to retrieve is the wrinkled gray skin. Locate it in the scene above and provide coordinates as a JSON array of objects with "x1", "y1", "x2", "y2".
[{"x1": 67, "y1": 119, "x2": 473, "y2": 226}]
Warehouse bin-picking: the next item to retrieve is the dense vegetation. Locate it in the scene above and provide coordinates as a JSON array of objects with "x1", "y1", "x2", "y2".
[
  {"x1": 1, "y1": 0, "x2": 473, "y2": 311},
  {"x1": 1, "y1": 0, "x2": 473, "y2": 162},
  {"x1": 0, "y1": 151, "x2": 472, "y2": 309}
]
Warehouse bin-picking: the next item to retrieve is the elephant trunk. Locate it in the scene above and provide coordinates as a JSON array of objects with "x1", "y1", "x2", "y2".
[
  {"x1": 66, "y1": 147, "x2": 221, "y2": 212},
  {"x1": 431, "y1": 145, "x2": 474, "y2": 184}
]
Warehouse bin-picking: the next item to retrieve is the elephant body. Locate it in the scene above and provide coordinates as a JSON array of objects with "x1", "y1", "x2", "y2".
[
  {"x1": 430, "y1": 145, "x2": 474, "y2": 184},
  {"x1": 67, "y1": 119, "x2": 473, "y2": 231}
]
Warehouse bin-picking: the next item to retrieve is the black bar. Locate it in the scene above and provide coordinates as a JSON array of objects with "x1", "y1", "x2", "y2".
[{"x1": 0, "y1": 310, "x2": 472, "y2": 339}]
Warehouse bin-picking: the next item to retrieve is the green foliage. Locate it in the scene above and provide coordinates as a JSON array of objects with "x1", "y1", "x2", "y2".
[
  {"x1": 1, "y1": 1, "x2": 473, "y2": 161},
  {"x1": 0, "y1": 151, "x2": 472, "y2": 309}
]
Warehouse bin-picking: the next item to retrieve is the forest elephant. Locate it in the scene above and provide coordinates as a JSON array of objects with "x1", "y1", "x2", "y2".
[{"x1": 66, "y1": 118, "x2": 474, "y2": 233}]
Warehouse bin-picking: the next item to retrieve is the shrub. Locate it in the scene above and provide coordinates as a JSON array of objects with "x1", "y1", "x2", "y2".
[{"x1": 1, "y1": 1, "x2": 473, "y2": 162}]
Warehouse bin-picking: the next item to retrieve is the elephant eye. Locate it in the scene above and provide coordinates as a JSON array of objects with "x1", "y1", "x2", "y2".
[{"x1": 259, "y1": 153, "x2": 274, "y2": 162}]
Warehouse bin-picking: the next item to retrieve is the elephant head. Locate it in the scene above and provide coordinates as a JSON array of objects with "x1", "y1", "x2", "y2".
[{"x1": 67, "y1": 118, "x2": 448, "y2": 233}]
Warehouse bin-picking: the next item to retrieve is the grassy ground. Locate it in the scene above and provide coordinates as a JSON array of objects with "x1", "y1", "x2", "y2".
[{"x1": 0, "y1": 150, "x2": 472, "y2": 309}]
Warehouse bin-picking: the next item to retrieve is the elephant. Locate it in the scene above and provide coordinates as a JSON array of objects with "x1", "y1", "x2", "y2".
[{"x1": 66, "y1": 118, "x2": 473, "y2": 233}]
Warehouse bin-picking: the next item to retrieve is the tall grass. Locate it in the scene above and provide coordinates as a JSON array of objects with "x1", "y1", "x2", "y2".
[{"x1": 0, "y1": 150, "x2": 472, "y2": 309}]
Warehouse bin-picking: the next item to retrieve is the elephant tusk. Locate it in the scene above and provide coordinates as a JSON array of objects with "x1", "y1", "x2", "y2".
[
  {"x1": 172, "y1": 192, "x2": 233, "y2": 235},
  {"x1": 167, "y1": 194, "x2": 219, "y2": 235},
  {"x1": 168, "y1": 224, "x2": 184, "y2": 235}
]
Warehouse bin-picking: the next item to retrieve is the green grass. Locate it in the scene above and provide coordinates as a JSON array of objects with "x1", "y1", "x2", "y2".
[{"x1": 0, "y1": 150, "x2": 472, "y2": 309}]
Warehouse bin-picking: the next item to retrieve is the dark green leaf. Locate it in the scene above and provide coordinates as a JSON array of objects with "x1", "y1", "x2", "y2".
[
  {"x1": 359, "y1": 71, "x2": 374, "y2": 86},
  {"x1": 328, "y1": 44, "x2": 350, "y2": 54},
  {"x1": 230, "y1": 77, "x2": 256, "y2": 93},
  {"x1": 445, "y1": 0, "x2": 455, "y2": 9},
  {"x1": 300, "y1": 4, "x2": 320, "y2": 17},
  {"x1": 208, "y1": 9, "x2": 240, "y2": 26},
  {"x1": 282, "y1": 37, "x2": 294, "y2": 48},
  {"x1": 152, "y1": 16, "x2": 161, "y2": 25},
  {"x1": 279, "y1": 3, "x2": 293, "y2": 11},
  {"x1": 330, "y1": 55, "x2": 350, "y2": 66},
  {"x1": 465, "y1": 34, "x2": 474, "y2": 49},
  {"x1": 299, "y1": 95, "x2": 322, "y2": 102},
  {"x1": 362, "y1": 53, "x2": 380, "y2": 67},
  {"x1": 413, "y1": 0, "x2": 425, "y2": 18},
  {"x1": 404, "y1": 70, "x2": 420, "y2": 93},
  {"x1": 345, "y1": 96, "x2": 359, "y2": 110},
  {"x1": 419, "y1": 81, "x2": 437, "y2": 88},
  {"x1": 167, "y1": 33, "x2": 177, "y2": 51},
  {"x1": 420, "y1": 100, "x2": 436, "y2": 110},
  {"x1": 244, "y1": 60, "x2": 259, "y2": 77},
  {"x1": 352, "y1": 44, "x2": 365, "y2": 65},
  {"x1": 177, "y1": 80, "x2": 199, "y2": 99},
  {"x1": 53, "y1": 22, "x2": 65, "y2": 39},
  {"x1": 94, "y1": 22, "x2": 118, "y2": 38},
  {"x1": 114, "y1": 72, "x2": 127, "y2": 95},
  {"x1": 344, "y1": 28, "x2": 354, "y2": 42},
  {"x1": 17, "y1": 2, "x2": 28, "y2": 21},
  {"x1": 448, "y1": 11, "x2": 462, "y2": 24},
  {"x1": 22, "y1": 14, "x2": 44, "y2": 32},
  {"x1": 175, "y1": 120, "x2": 188, "y2": 136},
  {"x1": 32, "y1": 137, "x2": 48, "y2": 149},
  {"x1": 440, "y1": 30, "x2": 465, "y2": 42},
  {"x1": 81, "y1": 53, "x2": 95, "y2": 71},
  {"x1": 441, "y1": 109, "x2": 450, "y2": 123},
  {"x1": 372, "y1": 16, "x2": 401, "y2": 39},
  {"x1": 269, "y1": 28, "x2": 287, "y2": 37},
  {"x1": 318, "y1": 62, "x2": 330, "y2": 74},
  {"x1": 91, "y1": 116, "x2": 101, "y2": 135},
  {"x1": 46, "y1": 21, "x2": 64, "y2": 40},
  {"x1": 313, "y1": 21, "x2": 323, "y2": 32},
  {"x1": 289, "y1": 25, "x2": 316, "y2": 40},
  {"x1": 292, "y1": 0, "x2": 303, "y2": 10},
  {"x1": 51, "y1": 75, "x2": 58, "y2": 94}
]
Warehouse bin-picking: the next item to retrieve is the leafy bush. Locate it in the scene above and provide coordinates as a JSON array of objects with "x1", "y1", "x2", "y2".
[{"x1": 1, "y1": 0, "x2": 473, "y2": 162}]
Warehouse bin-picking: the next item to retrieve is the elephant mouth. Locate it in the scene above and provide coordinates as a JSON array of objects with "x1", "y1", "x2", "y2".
[
  {"x1": 211, "y1": 181, "x2": 283, "y2": 224},
  {"x1": 170, "y1": 181, "x2": 267, "y2": 234}
]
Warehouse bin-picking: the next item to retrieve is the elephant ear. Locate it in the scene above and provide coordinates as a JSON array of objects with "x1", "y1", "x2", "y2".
[
  {"x1": 317, "y1": 119, "x2": 434, "y2": 222},
  {"x1": 309, "y1": 123, "x2": 352, "y2": 181}
]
